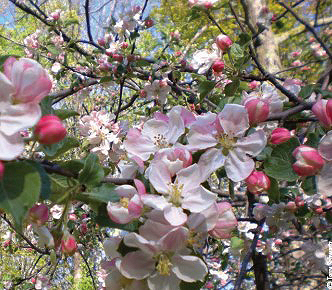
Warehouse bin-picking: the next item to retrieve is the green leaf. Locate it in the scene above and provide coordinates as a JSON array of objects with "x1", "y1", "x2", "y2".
[
  {"x1": 135, "y1": 59, "x2": 151, "y2": 67},
  {"x1": 299, "y1": 84, "x2": 316, "y2": 99},
  {"x1": 230, "y1": 43, "x2": 244, "y2": 59},
  {"x1": 231, "y1": 237, "x2": 244, "y2": 250},
  {"x1": 180, "y1": 280, "x2": 205, "y2": 290},
  {"x1": 27, "y1": 161, "x2": 51, "y2": 200},
  {"x1": 100, "y1": 76, "x2": 113, "y2": 83},
  {"x1": 198, "y1": 80, "x2": 215, "y2": 101},
  {"x1": 267, "y1": 177, "x2": 280, "y2": 204},
  {"x1": 40, "y1": 96, "x2": 54, "y2": 116},
  {"x1": 41, "y1": 136, "x2": 80, "y2": 160},
  {"x1": 256, "y1": 146, "x2": 273, "y2": 161},
  {"x1": 0, "y1": 161, "x2": 41, "y2": 228},
  {"x1": 264, "y1": 157, "x2": 298, "y2": 181},
  {"x1": 304, "y1": 132, "x2": 320, "y2": 148},
  {"x1": 237, "y1": 33, "x2": 251, "y2": 46},
  {"x1": 301, "y1": 176, "x2": 317, "y2": 195},
  {"x1": 54, "y1": 109, "x2": 79, "y2": 120},
  {"x1": 59, "y1": 160, "x2": 84, "y2": 175},
  {"x1": 224, "y1": 79, "x2": 240, "y2": 97},
  {"x1": 78, "y1": 154, "x2": 104, "y2": 186},
  {"x1": 271, "y1": 137, "x2": 300, "y2": 160},
  {"x1": 76, "y1": 183, "x2": 119, "y2": 204}
]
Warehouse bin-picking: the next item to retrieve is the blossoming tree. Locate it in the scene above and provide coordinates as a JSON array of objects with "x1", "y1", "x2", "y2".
[{"x1": 0, "y1": 0, "x2": 331, "y2": 289}]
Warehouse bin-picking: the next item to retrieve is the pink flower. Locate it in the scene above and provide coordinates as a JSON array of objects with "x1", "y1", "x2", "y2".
[
  {"x1": 29, "y1": 204, "x2": 49, "y2": 226},
  {"x1": 245, "y1": 171, "x2": 271, "y2": 194},
  {"x1": 291, "y1": 51, "x2": 301, "y2": 57},
  {"x1": 119, "y1": 227, "x2": 207, "y2": 289},
  {"x1": 292, "y1": 145, "x2": 325, "y2": 176},
  {"x1": 208, "y1": 202, "x2": 237, "y2": 239},
  {"x1": 248, "y1": 81, "x2": 260, "y2": 90},
  {"x1": 244, "y1": 98, "x2": 270, "y2": 125},
  {"x1": 312, "y1": 99, "x2": 332, "y2": 127},
  {"x1": 188, "y1": 104, "x2": 267, "y2": 182},
  {"x1": 107, "y1": 179, "x2": 146, "y2": 224},
  {"x1": 50, "y1": 10, "x2": 61, "y2": 21},
  {"x1": 215, "y1": 34, "x2": 232, "y2": 51},
  {"x1": 270, "y1": 128, "x2": 291, "y2": 144},
  {"x1": 212, "y1": 60, "x2": 224, "y2": 73},
  {"x1": 34, "y1": 115, "x2": 67, "y2": 145},
  {"x1": 61, "y1": 232, "x2": 78, "y2": 256}
]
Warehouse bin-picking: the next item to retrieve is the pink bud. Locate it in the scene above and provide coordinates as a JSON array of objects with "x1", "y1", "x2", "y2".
[
  {"x1": 98, "y1": 38, "x2": 106, "y2": 47},
  {"x1": 291, "y1": 51, "x2": 301, "y2": 58},
  {"x1": 312, "y1": 99, "x2": 332, "y2": 127},
  {"x1": 274, "y1": 239, "x2": 282, "y2": 246},
  {"x1": 204, "y1": 1, "x2": 213, "y2": 9},
  {"x1": 50, "y1": 10, "x2": 61, "y2": 21},
  {"x1": 286, "y1": 201, "x2": 297, "y2": 212},
  {"x1": 61, "y1": 233, "x2": 77, "y2": 256},
  {"x1": 244, "y1": 98, "x2": 269, "y2": 125},
  {"x1": 68, "y1": 213, "x2": 77, "y2": 221},
  {"x1": 248, "y1": 81, "x2": 260, "y2": 90},
  {"x1": 121, "y1": 42, "x2": 128, "y2": 49},
  {"x1": 212, "y1": 60, "x2": 224, "y2": 73},
  {"x1": 292, "y1": 145, "x2": 325, "y2": 176},
  {"x1": 112, "y1": 54, "x2": 123, "y2": 63},
  {"x1": 34, "y1": 115, "x2": 67, "y2": 145},
  {"x1": 245, "y1": 171, "x2": 270, "y2": 194},
  {"x1": 215, "y1": 34, "x2": 232, "y2": 51},
  {"x1": 80, "y1": 223, "x2": 88, "y2": 235},
  {"x1": 175, "y1": 51, "x2": 182, "y2": 57},
  {"x1": 0, "y1": 161, "x2": 4, "y2": 179},
  {"x1": 29, "y1": 204, "x2": 49, "y2": 225},
  {"x1": 145, "y1": 19, "x2": 154, "y2": 28},
  {"x1": 315, "y1": 207, "x2": 323, "y2": 214},
  {"x1": 105, "y1": 49, "x2": 113, "y2": 57},
  {"x1": 270, "y1": 128, "x2": 291, "y2": 144}
]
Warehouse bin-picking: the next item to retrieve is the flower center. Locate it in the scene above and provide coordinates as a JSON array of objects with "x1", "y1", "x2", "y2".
[
  {"x1": 120, "y1": 197, "x2": 129, "y2": 208},
  {"x1": 217, "y1": 134, "x2": 236, "y2": 155},
  {"x1": 168, "y1": 182, "x2": 183, "y2": 206},
  {"x1": 153, "y1": 133, "x2": 169, "y2": 149},
  {"x1": 156, "y1": 254, "x2": 172, "y2": 276}
]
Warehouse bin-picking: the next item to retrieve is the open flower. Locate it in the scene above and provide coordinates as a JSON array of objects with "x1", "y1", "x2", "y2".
[
  {"x1": 119, "y1": 227, "x2": 207, "y2": 290},
  {"x1": 188, "y1": 104, "x2": 267, "y2": 182}
]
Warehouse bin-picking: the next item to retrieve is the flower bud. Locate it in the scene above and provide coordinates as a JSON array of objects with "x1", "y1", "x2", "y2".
[
  {"x1": 29, "y1": 204, "x2": 49, "y2": 226},
  {"x1": 145, "y1": 19, "x2": 154, "y2": 28},
  {"x1": 245, "y1": 171, "x2": 270, "y2": 194},
  {"x1": 98, "y1": 38, "x2": 106, "y2": 47},
  {"x1": 215, "y1": 34, "x2": 232, "y2": 51},
  {"x1": 311, "y1": 99, "x2": 332, "y2": 127},
  {"x1": 292, "y1": 145, "x2": 325, "y2": 176},
  {"x1": 34, "y1": 115, "x2": 67, "y2": 145},
  {"x1": 112, "y1": 54, "x2": 123, "y2": 63},
  {"x1": 50, "y1": 10, "x2": 61, "y2": 21},
  {"x1": 212, "y1": 60, "x2": 224, "y2": 73},
  {"x1": 248, "y1": 81, "x2": 260, "y2": 90},
  {"x1": 0, "y1": 161, "x2": 4, "y2": 179},
  {"x1": 121, "y1": 42, "x2": 128, "y2": 49},
  {"x1": 270, "y1": 128, "x2": 291, "y2": 144},
  {"x1": 244, "y1": 98, "x2": 269, "y2": 125},
  {"x1": 286, "y1": 201, "x2": 297, "y2": 212},
  {"x1": 61, "y1": 232, "x2": 77, "y2": 256}
]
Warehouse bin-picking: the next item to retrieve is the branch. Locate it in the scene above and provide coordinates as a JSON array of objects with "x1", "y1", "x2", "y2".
[
  {"x1": 278, "y1": 1, "x2": 332, "y2": 60},
  {"x1": 84, "y1": 0, "x2": 94, "y2": 43},
  {"x1": 267, "y1": 102, "x2": 313, "y2": 121},
  {"x1": 1, "y1": 214, "x2": 49, "y2": 255},
  {"x1": 78, "y1": 249, "x2": 97, "y2": 290},
  {"x1": 234, "y1": 219, "x2": 265, "y2": 290},
  {"x1": 114, "y1": 78, "x2": 125, "y2": 123},
  {"x1": 205, "y1": 10, "x2": 227, "y2": 35}
]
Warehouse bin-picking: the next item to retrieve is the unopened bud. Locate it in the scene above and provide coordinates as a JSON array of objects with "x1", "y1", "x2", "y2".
[
  {"x1": 215, "y1": 34, "x2": 232, "y2": 51},
  {"x1": 29, "y1": 204, "x2": 49, "y2": 226},
  {"x1": 34, "y1": 115, "x2": 67, "y2": 145},
  {"x1": 245, "y1": 171, "x2": 271, "y2": 194},
  {"x1": 212, "y1": 60, "x2": 224, "y2": 73},
  {"x1": 312, "y1": 99, "x2": 332, "y2": 127},
  {"x1": 270, "y1": 128, "x2": 291, "y2": 145},
  {"x1": 244, "y1": 98, "x2": 269, "y2": 125},
  {"x1": 61, "y1": 232, "x2": 77, "y2": 256},
  {"x1": 292, "y1": 145, "x2": 325, "y2": 176}
]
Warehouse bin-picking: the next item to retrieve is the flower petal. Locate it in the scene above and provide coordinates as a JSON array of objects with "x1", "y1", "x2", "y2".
[
  {"x1": 163, "y1": 205, "x2": 187, "y2": 226},
  {"x1": 148, "y1": 272, "x2": 180, "y2": 290},
  {"x1": 171, "y1": 255, "x2": 207, "y2": 282},
  {"x1": 0, "y1": 131, "x2": 24, "y2": 161},
  {"x1": 235, "y1": 130, "x2": 267, "y2": 157},
  {"x1": 182, "y1": 186, "x2": 217, "y2": 212},
  {"x1": 225, "y1": 150, "x2": 254, "y2": 182},
  {"x1": 319, "y1": 131, "x2": 332, "y2": 161}
]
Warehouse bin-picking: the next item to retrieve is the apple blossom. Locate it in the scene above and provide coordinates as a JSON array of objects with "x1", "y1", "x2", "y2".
[
  {"x1": 49, "y1": 10, "x2": 61, "y2": 21},
  {"x1": 312, "y1": 99, "x2": 332, "y2": 127},
  {"x1": 292, "y1": 145, "x2": 325, "y2": 176},
  {"x1": 34, "y1": 115, "x2": 67, "y2": 145},
  {"x1": 143, "y1": 79, "x2": 171, "y2": 105},
  {"x1": 245, "y1": 171, "x2": 271, "y2": 194},
  {"x1": 187, "y1": 104, "x2": 267, "y2": 182},
  {"x1": 248, "y1": 81, "x2": 260, "y2": 90},
  {"x1": 270, "y1": 128, "x2": 291, "y2": 144},
  {"x1": 212, "y1": 60, "x2": 224, "y2": 73},
  {"x1": 29, "y1": 204, "x2": 49, "y2": 226},
  {"x1": 244, "y1": 98, "x2": 270, "y2": 125},
  {"x1": 215, "y1": 34, "x2": 232, "y2": 51},
  {"x1": 61, "y1": 232, "x2": 78, "y2": 256},
  {"x1": 119, "y1": 227, "x2": 207, "y2": 290}
]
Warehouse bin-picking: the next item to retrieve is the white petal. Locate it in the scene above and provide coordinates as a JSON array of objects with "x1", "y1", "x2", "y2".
[
  {"x1": 182, "y1": 186, "x2": 217, "y2": 212},
  {"x1": 317, "y1": 162, "x2": 332, "y2": 195},
  {"x1": 165, "y1": 107, "x2": 185, "y2": 144},
  {"x1": 119, "y1": 251, "x2": 155, "y2": 280},
  {"x1": 123, "y1": 233, "x2": 157, "y2": 255},
  {"x1": 225, "y1": 150, "x2": 254, "y2": 182},
  {"x1": 0, "y1": 131, "x2": 24, "y2": 161},
  {"x1": 197, "y1": 148, "x2": 225, "y2": 181},
  {"x1": 187, "y1": 130, "x2": 217, "y2": 150},
  {"x1": 149, "y1": 161, "x2": 171, "y2": 194},
  {"x1": 163, "y1": 206, "x2": 187, "y2": 226},
  {"x1": 114, "y1": 185, "x2": 137, "y2": 198},
  {"x1": 171, "y1": 255, "x2": 207, "y2": 282},
  {"x1": 176, "y1": 164, "x2": 203, "y2": 192},
  {"x1": 319, "y1": 131, "x2": 332, "y2": 161},
  {"x1": 148, "y1": 272, "x2": 180, "y2": 290},
  {"x1": 159, "y1": 226, "x2": 189, "y2": 252},
  {"x1": 235, "y1": 130, "x2": 267, "y2": 157},
  {"x1": 0, "y1": 72, "x2": 14, "y2": 106},
  {"x1": 219, "y1": 104, "x2": 249, "y2": 137}
]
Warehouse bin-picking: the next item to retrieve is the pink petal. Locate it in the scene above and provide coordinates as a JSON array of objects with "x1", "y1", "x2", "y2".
[
  {"x1": 119, "y1": 251, "x2": 155, "y2": 279},
  {"x1": 0, "y1": 72, "x2": 14, "y2": 105},
  {"x1": 171, "y1": 255, "x2": 207, "y2": 282},
  {"x1": 235, "y1": 130, "x2": 267, "y2": 157},
  {"x1": 225, "y1": 150, "x2": 255, "y2": 182},
  {"x1": 182, "y1": 186, "x2": 217, "y2": 212},
  {"x1": 319, "y1": 131, "x2": 332, "y2": 161},
  {"x1": 159, "y1": 226, "x2": 189, "y2": 252},
  {"x1": 148, "y1": 272, "x2": 180, "y2": 290},
  {"x1": 0, "y1": 131, "x2": 24, "y2": 161},
  {"x1": 163, "y1": 205, "x2": 187, "y2": 226},
  {"x1": 197, "y1": 148, "x2": 225, "y2": 181}
]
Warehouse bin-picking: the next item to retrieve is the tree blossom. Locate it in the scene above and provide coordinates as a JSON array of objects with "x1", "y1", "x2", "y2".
[
  {"x1": 191, "y1": 44, "x2": 221, "y2": 74},
  {"x1": 188, "y1": 104, "x2": 267, "y2": 182},
  {"x1": 119, "y1": 226, "x2": 207, "y2": 290},
  {"x1": 143, "y1": 79, "x2": 171, "y2": 105},
  {"x1": 143, "y1": 161, "x2": 216, "y2": 226},
  {"x1": 0, "y1": 57, "x2": 52, "y2": 160},
  {"x1": 107, "y1": 179, "x2": 146, "y2": 224},
  {"x1": 124, "y1": 106, "x2": 187, "y2": 161}
]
